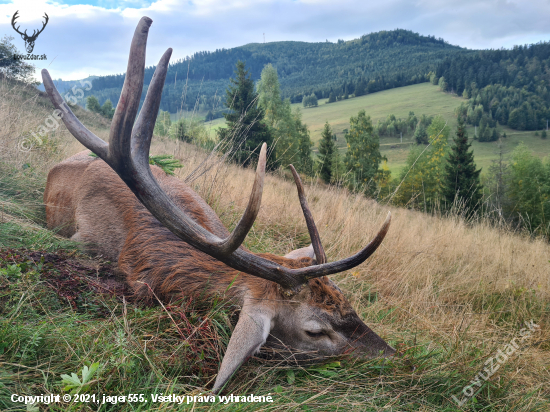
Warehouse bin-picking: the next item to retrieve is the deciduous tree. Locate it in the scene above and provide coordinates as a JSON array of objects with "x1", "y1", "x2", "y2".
[
  {"x1": 257, "y1": 64, "x2": 282, "y2": 127},
  {"x1": 101, "y1": 99, "x2": 114, "y2": 119},
  {"x1": 86, "y1": 95, "x2": 101, "y2": 113},
  {"x1": 393, "y1": 115, "x2": 450, "y2": 210},
  {"x1": 344, "y1": 110, "x2": 388, "y2": 196}
]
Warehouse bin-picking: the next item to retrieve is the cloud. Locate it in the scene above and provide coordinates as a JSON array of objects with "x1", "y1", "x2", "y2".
[{"x1": 0, "y1": 0, "x2": 549, "y2": 81}]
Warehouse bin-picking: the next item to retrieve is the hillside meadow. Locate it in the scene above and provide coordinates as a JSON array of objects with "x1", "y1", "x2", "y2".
[
  {"x1": 2, "y1": 77, "x2": 550, "y2": 411},
  {"x1": 208, "y1": 82, "x2": 550, "y2": 175}
]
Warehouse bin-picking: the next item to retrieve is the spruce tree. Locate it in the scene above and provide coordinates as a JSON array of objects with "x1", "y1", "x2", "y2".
[
  {"x1": 442, "y1": 118, "x2": 483, "y2": 214},
  {"x1": 217, "y1": 61, "x2": 272, "y2": 165},
  {"x1": 318, "y1": 122, "x2": 335, "y2": 183}
]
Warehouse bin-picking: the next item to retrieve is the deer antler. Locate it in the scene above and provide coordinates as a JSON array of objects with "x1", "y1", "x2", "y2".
[
  {"x1": 11, "y1": 11, "x2": 25, "y2": 37},
  {"x1": 11, "y1": 12, "x2": 48, "y2": 40},
  {"x1": 31, "y1": 13, "x2": 49, "y2": 40},
  {"x1": 41, "y1": 16, "x2": 391, "y2": 291}
]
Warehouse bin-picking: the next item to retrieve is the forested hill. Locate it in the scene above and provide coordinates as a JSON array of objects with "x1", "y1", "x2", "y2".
[
  {"x1": 435, "y1": 42, "x2": 550, "y2": 131},
  {"x1": 85, "y1": 29, "x2": 465, "y2": 113},
  {"x1": 435, "y1": 42, "x2": 550, "y2": 95}
]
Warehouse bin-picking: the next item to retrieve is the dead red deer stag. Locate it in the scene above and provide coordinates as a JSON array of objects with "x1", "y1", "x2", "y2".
[{"x1": 42, "y1": 17, "x2": 394, "y2": 393}]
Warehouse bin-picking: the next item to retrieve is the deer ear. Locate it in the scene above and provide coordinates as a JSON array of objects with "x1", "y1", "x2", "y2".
[
  {"x1": 211, "y1": 305, "x2": 273, "y2": 394},
  {"x1": 284, "y1": 244, "x2": 315, "y2": 260}
]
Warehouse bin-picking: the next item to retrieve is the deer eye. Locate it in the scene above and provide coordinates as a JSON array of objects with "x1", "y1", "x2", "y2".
[{"x1": 305, "y1": 330, "x2": 326, "y2": 338}]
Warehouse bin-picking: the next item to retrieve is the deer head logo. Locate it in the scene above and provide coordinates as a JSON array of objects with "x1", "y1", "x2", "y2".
[{"x1": 11, "y1": 11, "x2": 49, "y2": 54}]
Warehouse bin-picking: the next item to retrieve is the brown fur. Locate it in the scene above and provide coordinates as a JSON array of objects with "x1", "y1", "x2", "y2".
[{"x1": 44, "y1": 151, "x2": 346, "y2": 308}]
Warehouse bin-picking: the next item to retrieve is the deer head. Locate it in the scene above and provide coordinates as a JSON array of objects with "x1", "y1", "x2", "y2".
[
  {"x1": 41, "y1": 17, "x2": 395, "y2": 394},
  {"x1": 11, "y1": 11, "x2": 49, "y2": 53}
]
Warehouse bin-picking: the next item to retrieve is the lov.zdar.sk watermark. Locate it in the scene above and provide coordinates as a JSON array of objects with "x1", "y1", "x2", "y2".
[
  {"x1": 452, "y1": 320, "x2": 540, "y2": 407},
  {"x1": 11, "y1": 10, "x2": 48, "y2": 59}
]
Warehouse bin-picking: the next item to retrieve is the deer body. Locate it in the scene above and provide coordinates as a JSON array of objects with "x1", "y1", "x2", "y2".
[
  {"x1": 44, "y1": 150, "x2": 311, "y2": 300},
  {"x1": 42, "y1": 17, "x2": 395, "y2": 393}
]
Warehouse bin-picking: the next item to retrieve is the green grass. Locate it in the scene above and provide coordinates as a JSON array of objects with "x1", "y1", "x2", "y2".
[
  {"x1": 208, "y1": 83, "x2": 550, "y2": 176},
  {"x1": 1, "y1": 241, "x2": 547, "y2": 411}
]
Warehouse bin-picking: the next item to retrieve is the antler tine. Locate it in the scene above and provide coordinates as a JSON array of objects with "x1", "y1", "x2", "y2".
[
  {"x1": 217, "y1": 211, "x2": 391, "y2": 290},
  {"x1": 108, "y1": 17, "x2": 152, "y2": 168},
  {"x1": 218, "y1": 143, "x2": 267, "y2": 254},
  {"x1": 132, "y1": 47, "x2": 173, "y2": 167},
  {"x1": 289, "y1": 165, "x2": 327, "y2": 264},
  {"x1": 41, "y1": 69, "x2": 109, "y2": 159},
  {"x1": 285, "y1": 211, "x2": 391, "y2": 285}
]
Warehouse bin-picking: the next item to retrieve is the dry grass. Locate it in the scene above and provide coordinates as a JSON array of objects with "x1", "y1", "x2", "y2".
[
  {"x1": 124, "y1": 120, "x2": 550, "y2": 406},
  {"x1": 2, "y1": 77, "x2": 550, "y2": 410}
]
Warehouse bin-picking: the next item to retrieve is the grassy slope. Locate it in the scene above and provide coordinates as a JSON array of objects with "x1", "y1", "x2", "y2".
[
  {"x1": 2, "y1": 78, "x2": 550, "y2": 411},
  {"x1": 209, "y1": 83, "x2": 550, "y2": 175}
]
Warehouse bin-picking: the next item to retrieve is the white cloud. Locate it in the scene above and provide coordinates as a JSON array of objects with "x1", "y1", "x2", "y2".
[{"x1": 0, "y1": 0, "x2": 548, "y2": 81}]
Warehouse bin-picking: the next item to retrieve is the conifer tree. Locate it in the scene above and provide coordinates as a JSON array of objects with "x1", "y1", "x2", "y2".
[
  {"x1": 257, "y1": 64, "x2": 313, "y2": 174},
  {"x1": 442, "y1": 118, "x2": 483, "y2": 214},
  {"x1": 318, "y1": 122, "x2": 336, "y2": 183},
  {"x1": 296, "y1": 116, "x2": 314, "y2": 175},
  {"x1": 355, "y1": 78, "x2": 366, "y2": 97},
  {"x1": 217, "y1": 61, "x2": 272, "y2": 165}
]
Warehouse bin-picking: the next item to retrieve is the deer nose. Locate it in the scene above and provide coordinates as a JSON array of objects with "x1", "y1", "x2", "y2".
[{"x1": 351, "y1": 328, "x2": 396, "y2": 358}]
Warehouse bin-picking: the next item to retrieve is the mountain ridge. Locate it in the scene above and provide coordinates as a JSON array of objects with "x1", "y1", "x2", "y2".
[{"x1": 62, "y1": 29, "x2": 467, "y2": 113}]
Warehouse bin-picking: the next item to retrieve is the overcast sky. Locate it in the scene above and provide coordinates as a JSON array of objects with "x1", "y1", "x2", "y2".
[{"x1": 1, "y1": 0, "x2": 549, "y2": 81}]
